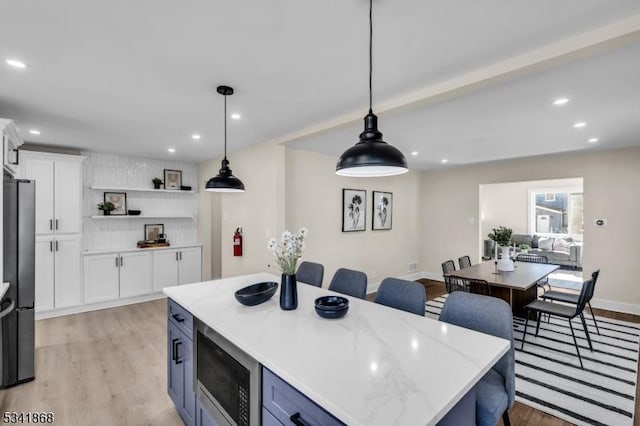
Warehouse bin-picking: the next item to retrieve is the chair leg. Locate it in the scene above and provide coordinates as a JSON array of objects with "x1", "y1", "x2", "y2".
[
  {"x1": 521, "y1": 315, "x2": 529, "y2": 351},
  {"x1": 588, "y1": 302, "x2": 600, "y2": 335},
  {"x1": 502, "y1": 410, "x2": 511, "y2": 426},
  {"x1": 580, "y1": 313, "x2": 594, "y2": 351},
  {"x1": 568, "y1": 319, "x2": 584, "y2": 369},
  {"x1": 535, "y1": 311, "x2": 542, "y2": 337}
]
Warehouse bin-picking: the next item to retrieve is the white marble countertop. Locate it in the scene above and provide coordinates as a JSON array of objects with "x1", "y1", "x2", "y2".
[
  {"x1": 82, "y1": 243, "x2": 202, "y2": 256},
  {"x1": 1, "y1": 282, "x2": 9, "y2": 300},
  {"x1": 164, "y1": 273, "x2": 510, "y2": 426}
]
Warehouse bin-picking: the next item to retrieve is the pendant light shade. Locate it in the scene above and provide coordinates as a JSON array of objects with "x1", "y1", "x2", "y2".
[
  {"x1": 205, "y1": 85, "x2": 245, "y2": 192},
  {"x1": 336, "y1": 0, "x2": 408, "y2": 177}
]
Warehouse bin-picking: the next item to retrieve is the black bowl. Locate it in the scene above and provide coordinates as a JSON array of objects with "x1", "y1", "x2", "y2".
[
  {"x1": 235, "y1": 282, "x2": 278, "y2": 306},
  {"x1": 315, "y1": 296, "x2": 349, "y2": 319},
  {"x1": 128, "y1": 210, "x2": 141, "y2": 216}
]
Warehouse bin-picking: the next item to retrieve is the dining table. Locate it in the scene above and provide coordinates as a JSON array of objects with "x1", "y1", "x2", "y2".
[{"x1": 445, "y1": 260, "x2": 560, "y2": 318}]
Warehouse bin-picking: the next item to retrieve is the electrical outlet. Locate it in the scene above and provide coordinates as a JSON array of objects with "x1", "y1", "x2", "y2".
[
  {"x1": 594, "y1": 218, "x2": 607, "y2": 227},
  {"x1": 408, "y1": 262, "x2": 417, "y2": 272}
]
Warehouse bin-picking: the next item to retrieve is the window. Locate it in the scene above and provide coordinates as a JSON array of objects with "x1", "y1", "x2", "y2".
[{"x1": 529, "y1": 187, "x2": 583, "y2": 237}]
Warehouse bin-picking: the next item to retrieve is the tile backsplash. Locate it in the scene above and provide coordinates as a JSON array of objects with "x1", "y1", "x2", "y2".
[{"x1": 82, "y1": 152, "x2": 199, "y2": 251}]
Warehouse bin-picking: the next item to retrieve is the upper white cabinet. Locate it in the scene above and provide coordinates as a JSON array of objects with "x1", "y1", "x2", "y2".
[
  {"x1": 1, "y1": 119, "x2": 24, "y2": 177},
  {"x1": 18, "y1": 151, "x2": 83, "y2": 235}
]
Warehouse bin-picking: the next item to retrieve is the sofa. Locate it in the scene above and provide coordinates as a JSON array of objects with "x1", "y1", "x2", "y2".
[{"x1": 484, "y1": 234, "x2": 582, "y2": 269}]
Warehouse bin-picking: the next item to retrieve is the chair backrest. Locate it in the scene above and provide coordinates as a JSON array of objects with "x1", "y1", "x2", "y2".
[
  {"x1": 374, "y1": 278, "x2": 426, "y2": 316},
  {"x1": 444, "y1": 275, "x2": 469, "y2": 293},
  {"x1": 439, "y1": 292, "x2": 515, "y2": 409},
  {"x1": 458, "y1": 256, "x2": 472, "y2": 270},
  {"x1": 441, "y1": 260, "x2": 456, "y2": 275},
  {"x1": 587, "y1": 269, "x2": 600, "y2": 302},
  {"x1": 445, "y1": 275, "x2": 491, "y2": 296},
  {"x1": 576, "y1": 277, "x2": 595, "y2": 314},
  {"x1": 515, "y1": 254, "x2": 549, "y2": 264},
  {"x1": 296, "y1": 261, "x2": 324, "y2": 287},
  {"x1": 328, "y1": 268, "x2": 367, "y2": 299},
  {"x1": 465, "y1": 277, "x2": 491, "y2": 296}
]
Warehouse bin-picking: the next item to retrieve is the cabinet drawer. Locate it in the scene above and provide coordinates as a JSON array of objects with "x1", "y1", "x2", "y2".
[
  {"x1": 262, "y1": 368, "x2": 344, "y2": 426},
  {"x1": 168, "y1": 298, "x2": 193, "y2": 339},
  {"x1": 262, "y1": 407, "x2": 282, "y2": 426}
]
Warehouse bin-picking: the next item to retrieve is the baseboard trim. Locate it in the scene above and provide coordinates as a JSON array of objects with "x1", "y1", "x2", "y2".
[
  {"x1": 591, "y1": 297, "x2": 640, "y2": 316},
  {"x1": 366, "y1": 271, "x2": 439, "y2": 294},
  {"x1": 35, "y1": 293, "x2": 166, "y2": 320}
]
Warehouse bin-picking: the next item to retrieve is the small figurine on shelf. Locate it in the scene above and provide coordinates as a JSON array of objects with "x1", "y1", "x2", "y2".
[
  {"x1": 152, "y1": 177, "x2": 163, "y2": 190},
  {"x1": 97, "y1": 201, "x2": 115, "y2": 216}
]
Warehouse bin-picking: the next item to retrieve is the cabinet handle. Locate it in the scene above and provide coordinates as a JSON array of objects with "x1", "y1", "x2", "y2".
[
  {"x1": 49, "y1": 241, "x2": 53, "y2": 252},
  {"x1": 290, "y1": 413, "x2": 311, "y2": 426},
  {"x1": 55, "y1": 241, "x2": 59, "y2": 252},
  {"x1": 171, "y1": 313, "x2": 185, "y2": 323},
  {"x1": 11, "y1": 149, "x2": 19, "y2": 165},
  {"x1": 50, "y1": 219, "x2": 53, "y2": 230},
  {"x1": 171, "y1": 338, "x2": 179, "y2": 362},
  {"x1": 116, "y1": 256, "x2": 119, "y2": 267},
  {"x1": 55, "y1": 219, "x2": 59, "y2": 230},
  {"x1": 175, "y1": 340, "x2": 183, "y2": 365},
  {"x1": 179, "y1": 251, "x2": 183, "y2": 261},
  {"x1": 120, "y1": 256, "x2": 124, "y2": 267},
  {"x1": 175, "y1": 252, "x2": 179, "y2": 262}
]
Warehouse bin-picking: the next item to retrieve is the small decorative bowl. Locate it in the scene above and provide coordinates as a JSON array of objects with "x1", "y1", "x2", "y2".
[
  {"x1": 128, "y1": 210, "x2": 141, "y2": 216},
  {"x1": 235, "y1": 282, "x2": 278, "y2": 306},
  {"x1": 315, "y1": 296, "x2": 349, "y2": 319}
]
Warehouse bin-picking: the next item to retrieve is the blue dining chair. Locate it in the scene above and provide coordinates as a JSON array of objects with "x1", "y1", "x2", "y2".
[
  {"x1": 328, "y1": 268, "x2": 367, "y2": 299},
  {"x1": 439, "y1": 292, "x2": 515, "y2": 426},
  {"x1": 374, "y1": 278, "x2": 426, "y2": 316},
  {"x1": 296, "y1": 261, "x2": 324, "y2": 287}
]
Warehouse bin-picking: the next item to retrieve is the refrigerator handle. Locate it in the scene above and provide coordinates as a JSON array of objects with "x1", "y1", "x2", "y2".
[{"x1": 0, "y1": 297, "x2": 16, "y2": 319}]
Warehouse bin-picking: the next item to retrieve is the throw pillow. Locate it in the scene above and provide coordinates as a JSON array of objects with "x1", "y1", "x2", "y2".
[
  {"x1": 531, "y1": 235, "x2": 540, "y2": 248},
  {"x1": 553, "y1": 238, "x2": 570, "y2": 253},
  {"x1": 538, "y1": 237, "x2": 554, "y2": 251}
]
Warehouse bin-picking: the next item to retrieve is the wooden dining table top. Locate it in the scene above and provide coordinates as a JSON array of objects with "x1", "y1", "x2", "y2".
[{"x1": 445, "y1": 261, "x2": 560, "y2": 291}]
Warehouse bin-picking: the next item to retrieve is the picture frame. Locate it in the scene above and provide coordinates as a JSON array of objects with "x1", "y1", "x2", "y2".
[
  {"x1": 342, "y1": 189, "x2": 366, "y2": 232},
  {"x1": 163, "y1": 169, "x2": 182, "y2": 190},
  {"x1": 144, "y1": 224, "x2": 165, "y2": 241},
  {"x1": 103, "y1": 192, "x2": 127, "y2": 216},
  {"x1": 372, "y1": 191, "x2": 393, "y2": 230}
]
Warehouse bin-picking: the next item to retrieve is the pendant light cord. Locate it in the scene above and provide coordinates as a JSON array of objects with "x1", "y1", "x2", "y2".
[
  {"x1": 223, "y1": 93, "x2": 228, "y2": 160},
  {"x1": 369, "y1": 0, "x2": 373, "y2": 114}
]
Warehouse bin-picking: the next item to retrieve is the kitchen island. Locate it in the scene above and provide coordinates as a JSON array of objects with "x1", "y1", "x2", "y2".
[{"x1": 164, "y1": 273, "x2": 509, "y2": 425}]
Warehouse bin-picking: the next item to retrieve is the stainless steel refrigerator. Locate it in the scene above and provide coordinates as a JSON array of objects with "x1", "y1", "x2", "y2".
[{"x1": 1, "y1": 178, "x2": 35, "y2": 388}]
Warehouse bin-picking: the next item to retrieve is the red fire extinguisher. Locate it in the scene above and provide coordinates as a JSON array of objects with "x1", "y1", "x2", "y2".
[{"x1": 233, "y1": 228, "x2": 243, "y2": 256}]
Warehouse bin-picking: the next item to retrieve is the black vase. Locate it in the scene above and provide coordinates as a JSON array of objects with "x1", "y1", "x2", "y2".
[
  {"x1": 280, "y1": 274, "x2": 298, "y2": 310},
  {"x1": 153, "y1": 183, "x2": 161, "y2": 189},
  {"x1": 103, "y1": 210, "x2": 110, "y2": 216}
]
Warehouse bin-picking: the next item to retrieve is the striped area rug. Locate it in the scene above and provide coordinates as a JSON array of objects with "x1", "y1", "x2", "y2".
[{"x1": 426, "y1": 296, "x2": 639, "y2": 426}]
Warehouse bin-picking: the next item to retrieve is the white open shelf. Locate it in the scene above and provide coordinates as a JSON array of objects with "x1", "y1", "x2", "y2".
[
  {"x1": 90, "y1": 215, "x2": 194, "y2": 220},
  {"x1": 90, "y1": 186, "x2": 195, "y2": 194}
]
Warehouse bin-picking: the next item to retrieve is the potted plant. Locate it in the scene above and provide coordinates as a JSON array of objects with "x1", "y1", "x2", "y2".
[
  {"x1": 487, "y1": 226, "x2": 514, "y2": 271},
  {"x1": 267, "y1": 227, "x2": 308, "y2": 310},
  {"x1": 97, "y1": 201, "x2": 115, "y2": 216},
  {"x1": 519, "y1": 243, "x2": 531, "y2": 253},
  {"x1": 152, "y1": 177, "x2": 163, "y2": 189}
]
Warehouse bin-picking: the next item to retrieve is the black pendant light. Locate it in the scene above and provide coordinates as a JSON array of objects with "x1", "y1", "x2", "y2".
[
  {"x1": 205, "y1": 85, "x2": 245, "y2": 192},
  {"x1": 336, "y1": 0, "x2": 408, "y2": 177}
]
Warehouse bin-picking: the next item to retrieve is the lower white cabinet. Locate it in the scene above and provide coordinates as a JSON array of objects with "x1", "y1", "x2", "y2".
[
  {"x1": 153, "y1": 247, "x2": 202, "y2": 292},
  {"x1": 35, "y1": 234, "x2": 81, "y2": 311},
  {"x1": 84, "y1": 251, "x2": 153, "y2": 304}
]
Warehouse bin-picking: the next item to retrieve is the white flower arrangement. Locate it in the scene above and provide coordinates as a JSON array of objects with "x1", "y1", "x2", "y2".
[{"x1": 267, "y1": 227, "x2": 308, "y2": 275}]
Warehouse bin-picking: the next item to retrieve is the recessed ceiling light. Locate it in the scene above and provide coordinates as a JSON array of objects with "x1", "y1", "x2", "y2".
[
  {"x1": 167, "y1": 148, "x2": 176, "y2": 153},
  {"x1": 573, "y1": 122, "x2": 587, "y2": 128},
  {"x1": 441, "y1": 158, "x2": 448, "y2": 164},
  {"x1": 588, "y1": 138, "x2": 599, "y2": 143},
  {"x1": 231, "y1": 113, "x2": 241, "y2": 120},
  {"x1": 29, "y1": 129, "x2": 41, "y2": 135},
  {"x1": 192, "y1": 134, "x2": 201, "y2": 140},
  {"x1": 5, "y1": 59, "x2": 27, "y2": 69},
  {"x1": 553, "y1": 97, "x2": 570, "y2": 106},
  {"x1": 410, "y1": 151, "x2": 418, "y2": 156}
]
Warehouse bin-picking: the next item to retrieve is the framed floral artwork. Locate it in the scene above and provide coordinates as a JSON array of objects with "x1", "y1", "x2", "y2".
[
  {"x1": 342, "y1": 189, "x2": 366, "y2": 232},
  {"x1": 372, "y1": 191, "x2": 392, "y2": 230}
]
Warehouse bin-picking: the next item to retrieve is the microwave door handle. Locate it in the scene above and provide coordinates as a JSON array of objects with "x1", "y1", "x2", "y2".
[{"x1": 290, "y1": 413, "x2": 312, "y2": 426}]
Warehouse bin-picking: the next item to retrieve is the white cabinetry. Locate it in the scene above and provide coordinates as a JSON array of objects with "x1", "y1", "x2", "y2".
[
  {"x1": 152, "y1": 247, "x2": 202, "y2": 292},
  {"x1": 35, "y1": 235, "x2": 82, "y2": 310},
  {"x1": 1, "y1": 119, "x2": 23, "y2": 177},
  {"x1": 84, "y1": 251, "x2": 153, "y2": 304},
  {"x1": 18, "y1": 152, "x2": 83, "y2": 235}
]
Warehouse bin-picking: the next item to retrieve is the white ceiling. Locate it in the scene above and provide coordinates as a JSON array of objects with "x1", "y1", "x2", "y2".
[{"x1": 1, "y1": 1, "x2": 640, "y2": 167}]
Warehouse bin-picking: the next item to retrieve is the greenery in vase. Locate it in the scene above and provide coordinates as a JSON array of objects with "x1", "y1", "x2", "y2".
[
  {"x1": 152, "y1": 177, "x2": 163, "y2": 186},
  {"x1": 97, "y1": 201, "x2": 115, "y2": 212},
  {"x1": 488, "y1": 226, "x2": 512, "y2": 246},
  {"x1": 519, "y1": 243, "x2": 531, "y2": 251},
  {"x1": 267, "y1": 227, "x2": 308, "y2": 275}
]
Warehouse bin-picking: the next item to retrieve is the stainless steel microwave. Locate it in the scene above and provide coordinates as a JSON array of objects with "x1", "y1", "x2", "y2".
[{"x1": 194, "y1": 318, "x2": 261, "y2": 425}]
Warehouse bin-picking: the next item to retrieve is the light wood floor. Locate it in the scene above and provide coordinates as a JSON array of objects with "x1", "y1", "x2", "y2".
[
  {"x1": 0, "y1": 299, "x2": 182, "y2": 426},
  {"x1": 1, "y1": 286, "x2": 638, "y2": 426}
]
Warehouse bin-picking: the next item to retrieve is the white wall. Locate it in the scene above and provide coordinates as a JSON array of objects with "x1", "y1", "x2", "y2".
[
  {"x1": 285, "y1": 149, "x2": 421, "y2": 289},
  {"x1": 82, "y1": 152, "x2": 199, "y2": 251},
  {"x1": 420, "y1": 146, "x2": 640, "y2": 314},
  {"x1": 479, "y1": 177, "x2": 583, "y2": 249}
]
